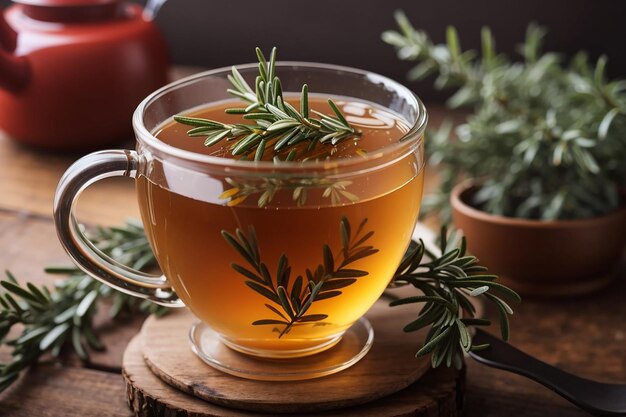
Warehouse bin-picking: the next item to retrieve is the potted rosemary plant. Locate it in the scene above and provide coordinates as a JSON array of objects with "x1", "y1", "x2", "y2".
[{"x1": 384, "y1": 12, "x2": 626, "y2": 297}]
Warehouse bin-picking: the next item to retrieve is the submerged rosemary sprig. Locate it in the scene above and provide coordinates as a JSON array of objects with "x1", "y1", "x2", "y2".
[
  {"x1": 0, "y1": 220, "x2": 168, "y2": 392},
  {"x1": 222, "y1": 216, "x2": 378, "y2": 337},
  {"x1": 219, "y1": 177, "x2": 359, "y2": 208},
  {"x1": 389, "y1": 227, "x2": 520, "y2": 369},
  {"x1": 174, "y1": 47, "x2": 361, "y2": 162}
]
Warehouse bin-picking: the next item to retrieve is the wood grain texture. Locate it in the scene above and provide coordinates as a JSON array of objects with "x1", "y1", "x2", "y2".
[
  {"x1": 138, "y1": 299, "x2": 436, "y2": 413},
  {"x1": 0, "y1": 135, "x2": 140, "y2": 226},
  {"x1": 463, "y1": 256, "x2": 626, "y2": 417},
  {"x1": 0, "y1": 211, "x2": 68, "y2": 285},
  {"x1": 124, "y1": 336, "x2": 464, "y2": 417},
  {"x1": 0, "y1": 364, "x2": 131, "y2": 417}
]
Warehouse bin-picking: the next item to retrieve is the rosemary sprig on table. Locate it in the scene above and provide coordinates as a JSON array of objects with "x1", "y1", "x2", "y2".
[
  {"x1": 174, "y1": 47, "x2": 361, "y2": 162},
  {"x1": 222, "y1": 216, "x2": 377, "y2": 337},
  {"x1": 389, "y1": 227, "x2": 520, "y2": 368},
  {"x1": 0, "y1": 220, "x2": 166, "y2": 392}
]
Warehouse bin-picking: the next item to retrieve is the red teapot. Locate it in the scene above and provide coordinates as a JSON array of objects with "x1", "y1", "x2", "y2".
[{"x1": 0, "y1": 0, "x2": 169, "y2": 150}]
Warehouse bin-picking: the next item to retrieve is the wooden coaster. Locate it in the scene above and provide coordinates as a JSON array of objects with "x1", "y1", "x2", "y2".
[
  {"x1": 124, "y1": 336, "x2": 464, "y2": 417},
  {"x1": 122, "y1": 336, "x2": 465, "y2": 417},
  {"x1": 126, "y1": 295, "x2": 462, "y2": 414}
]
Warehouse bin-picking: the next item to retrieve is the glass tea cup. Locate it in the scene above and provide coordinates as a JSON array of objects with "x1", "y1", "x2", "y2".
[{"x1": 53, "y1": 63, "x2": 427, "y2": 380}]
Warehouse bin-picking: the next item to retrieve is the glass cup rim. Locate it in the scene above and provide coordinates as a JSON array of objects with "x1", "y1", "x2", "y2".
[{"x1": 132, "y1": 61, "x2": 428, "y2": 171}]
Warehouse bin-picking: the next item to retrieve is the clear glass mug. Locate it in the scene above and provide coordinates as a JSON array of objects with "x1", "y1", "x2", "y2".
[{"x1": 53, "y1": 63, "x2": 427, "y2": 379}]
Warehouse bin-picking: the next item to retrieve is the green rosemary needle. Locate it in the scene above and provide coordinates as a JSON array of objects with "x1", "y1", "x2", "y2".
[{"x1": 174, "y1": 47, "x2": 361, "y2": 161}]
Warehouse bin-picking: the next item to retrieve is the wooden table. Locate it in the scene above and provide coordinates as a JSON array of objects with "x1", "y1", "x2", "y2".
[{"x1": 0, "y1": 72, "x2": 624, "y2": 416}]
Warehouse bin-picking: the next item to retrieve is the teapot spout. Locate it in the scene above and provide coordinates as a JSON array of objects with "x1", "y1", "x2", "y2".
[{"x1": 0, "y1": 11, "x2": 29, "y2": 93}]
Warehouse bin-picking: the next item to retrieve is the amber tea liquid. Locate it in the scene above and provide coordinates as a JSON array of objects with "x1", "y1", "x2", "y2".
[{"x1": 137, "y1": 97, "x2": 424, "y2": 357}]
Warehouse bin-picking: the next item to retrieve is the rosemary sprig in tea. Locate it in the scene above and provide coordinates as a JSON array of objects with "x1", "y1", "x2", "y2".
[
  {"x1": 220, "y1": 176, "x2": 358, "y2": 208},
  {"x1": 0, "y1": 220, "x2": 167, "y2": 392},
  {"x1": 175, "y1": 47, "x2": 361, "y2": 162},
  {"x1": 225, "y1": 214, "x2": 518, "y2": 366},
  {"x1": 222, "y1": 216, "x2": 378, "y2": 337},
  {"x1": 176, "y1": 47, "x2": 365, "y2": 208}
]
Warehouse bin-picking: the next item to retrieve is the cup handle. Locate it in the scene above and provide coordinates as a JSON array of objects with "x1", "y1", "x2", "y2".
[{"x1": 53, "y1": 149, "x2": 184, "y2": 307}]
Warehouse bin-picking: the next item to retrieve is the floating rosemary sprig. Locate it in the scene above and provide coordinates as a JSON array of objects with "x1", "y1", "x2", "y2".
[
  {"x1": 174, "y1": 47, "x2": 361, "y2": 162},
  {"x1": 0, "y1": 220, "x2": 167, "y2": 392},
  {"x1": 222, "y1": 216, "x2": 378, "y2": 337},
  {"x1": 389, "y1": 227, "x2": 520, "y2": 369}
]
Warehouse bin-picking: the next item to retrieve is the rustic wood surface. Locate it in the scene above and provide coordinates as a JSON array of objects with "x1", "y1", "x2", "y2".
[
  {"x1": 124, "y1": 336, "x2": 464, "y2": 417},
  {"x1": 0, "y1": 365, "x2": 131, "y2": 416},
  {"x1": 136, "y1": 300, "x2": 433, "y2": 413},
  {"x1": 0, "y1": 67, "x2": 624, "y2": 416}
]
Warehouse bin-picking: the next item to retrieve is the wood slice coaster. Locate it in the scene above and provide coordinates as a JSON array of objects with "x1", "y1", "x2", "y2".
[
  {"x1": 123, "y1": 296, "x2": 465, "y2": 415},
  {"x1": 124, "y1": 335, "x2": 464, "y2": 417}
]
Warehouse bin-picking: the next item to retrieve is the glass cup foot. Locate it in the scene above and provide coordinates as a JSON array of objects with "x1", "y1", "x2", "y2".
[{"x1": 188, "y1": 318, "x2": 374, "y2": 381}]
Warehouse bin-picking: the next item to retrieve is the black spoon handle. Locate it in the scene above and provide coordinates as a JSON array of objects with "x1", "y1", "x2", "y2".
[{"x1": 469, "y1": 329, "x2": 626, "y2": 416}]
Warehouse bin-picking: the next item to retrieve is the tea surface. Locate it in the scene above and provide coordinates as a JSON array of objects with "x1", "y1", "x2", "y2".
[{"x1": 137, "y1": 97, "x2": 424, "y2": 355}]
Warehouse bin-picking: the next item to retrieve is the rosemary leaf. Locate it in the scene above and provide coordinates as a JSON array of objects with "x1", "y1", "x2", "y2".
[{"x1": 223, "y1": 216, "x2": 378, "y2": 338}]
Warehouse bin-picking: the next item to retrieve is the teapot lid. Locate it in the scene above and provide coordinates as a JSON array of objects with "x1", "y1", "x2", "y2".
[{"x1": 13, "y1": 0, "x2": 118, "y2": 6}]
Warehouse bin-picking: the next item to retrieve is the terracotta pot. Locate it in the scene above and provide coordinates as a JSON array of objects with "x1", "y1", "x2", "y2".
[{"x1": 451, "y1": 181, "x2": 626, "y2": 298}]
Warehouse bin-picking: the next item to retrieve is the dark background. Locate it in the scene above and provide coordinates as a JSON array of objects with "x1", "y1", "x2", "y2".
[{"x1": 3, "y1": 0, "x2": 626, "y2": 101}]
